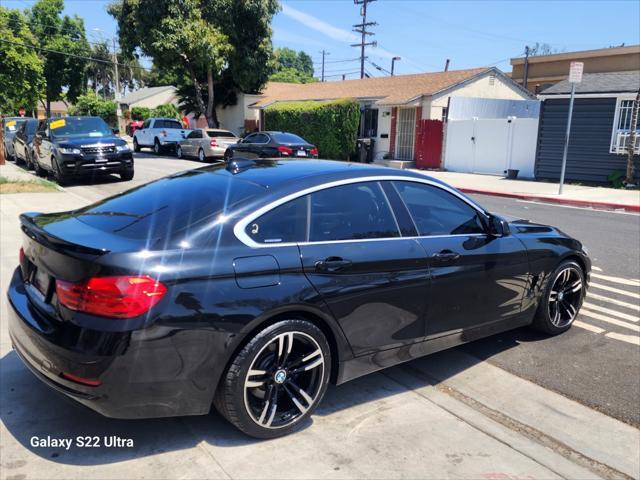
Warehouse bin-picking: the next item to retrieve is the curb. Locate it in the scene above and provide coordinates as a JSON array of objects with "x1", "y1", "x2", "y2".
[{"x1": 458, "y1": 188, "x2": 640, "y2": 213}]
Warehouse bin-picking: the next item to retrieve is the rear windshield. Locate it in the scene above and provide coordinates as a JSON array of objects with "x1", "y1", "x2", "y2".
[
  {"x1": 271, "y1": 132, "x2": 306, "y2": 144},
  {"x1": 50, "y1": 117, "x2": 112, "y2": 139},
  {"x1": 157, "y1": 119, "x2": 182, "y2": 129},
  {"x1": 73, "y1": 169, "x2": 264, "y2": 247},
  {"x1": 207, "y1": 130, "x2": 236, "y2": 138}
]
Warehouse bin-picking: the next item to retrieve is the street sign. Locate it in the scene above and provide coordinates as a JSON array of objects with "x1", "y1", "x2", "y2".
[{"x1": 569, "y1": 62, "x2": 584, "y2": 83}]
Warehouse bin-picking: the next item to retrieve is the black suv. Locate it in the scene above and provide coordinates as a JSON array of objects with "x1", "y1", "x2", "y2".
[{"x1": 33, "y1": 116, "x2": 134, "y2": 185}]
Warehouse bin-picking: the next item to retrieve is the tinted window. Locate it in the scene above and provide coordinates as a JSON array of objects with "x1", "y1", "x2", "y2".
[
  {"x1": 187, "y1": 130, "x2": 202, "y2": 139},
  {"x1": 309, "y1": 182, "x2": 399, "y2": 241},
  {"x1": 71, "y1": 170, "x2": 264, "y2": 246},
  {"x1": 207, "y1": 130, "x2": 236, "y2": 138},
  {"x1": 246, "y1": 196, "x2": 307, "y2": 244},
  {"x1": 157, "y1": 120, "x2": 182, "y2": 129},
  {"x1": 242, "y1": 134, "x2": 257, "y2": 144},
  {"x1": 142, "y1": 120, "x2": 151, "y2": 129},
  {"x1": 254, "y1": 133, "x2": 269, "y2": 143},
  {"x1": 50, "y1": 117, "x2": 112, "y2": 139},
  {"x1": 392, "y1": 181, "x2": 485, "y2": 236},
  {"x1": 271, "y1": 132, "x2": 306, "y2": 144}
]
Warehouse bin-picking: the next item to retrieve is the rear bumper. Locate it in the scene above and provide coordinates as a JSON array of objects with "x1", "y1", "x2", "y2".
[{"x1": 7, "y1": 267, "x2": 215, "y2": 419}]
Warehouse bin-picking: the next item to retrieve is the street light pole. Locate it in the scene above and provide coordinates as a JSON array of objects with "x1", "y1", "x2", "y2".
[{"x1": 391, "y1": 56, "x2": 400, "y2": 76}]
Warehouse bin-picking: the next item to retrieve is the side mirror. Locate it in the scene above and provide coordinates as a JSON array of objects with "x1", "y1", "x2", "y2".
[{"x1": 488, "y1": 215, "x2": 509, "y2": 237}]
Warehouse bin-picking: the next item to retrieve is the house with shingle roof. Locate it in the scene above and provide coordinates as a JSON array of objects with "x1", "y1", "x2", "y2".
[
  {"x1": 536, "y1": 71, "x2": 640, "y2": 183},
  {"x1": 246, "y1": 67, "x2": 533, "y2": 167}
]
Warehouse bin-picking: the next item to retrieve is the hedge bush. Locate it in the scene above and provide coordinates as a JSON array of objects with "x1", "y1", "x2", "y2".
[
  {"x1": 69, "y1": 92, "x2": 117, "y2": 126},
  {"x1": 130, "y1": 106, "x2": 151, "y2": 121},
  {"x1": 264, "y1": 98, "x2": 360, "y2": 160}
]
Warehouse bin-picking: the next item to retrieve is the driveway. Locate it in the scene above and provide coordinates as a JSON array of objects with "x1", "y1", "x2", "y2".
[{"x1": 0, "y1": 155, "x2": 638, "y2": 480}]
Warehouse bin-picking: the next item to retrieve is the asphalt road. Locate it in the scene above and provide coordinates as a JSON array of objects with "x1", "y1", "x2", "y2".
[
  {"x1": 465, "y1": 194, "x2": 640, "y2": 426},
  {"x1": 49, "y1": 156, "x2": 640, "y2": 427}
]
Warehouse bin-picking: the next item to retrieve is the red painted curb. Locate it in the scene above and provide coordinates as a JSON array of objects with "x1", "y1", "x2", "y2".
[{"x1": 458, "y1": 188, "x2": 640, "y2": 213}]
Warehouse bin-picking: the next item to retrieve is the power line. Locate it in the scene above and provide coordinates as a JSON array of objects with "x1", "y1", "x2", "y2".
[
  {"x1": 312, "y1": 57, "x2": 360, "y2": 65},
  {"x1": 366, "y1": 59, "x2": 390, "y2": 75},
  {"x1": 351, "y1": 0, "x2": 377, "y2": 79},
  {"x1": 0, "y1": 38, "x2": 152, "y2": 71}
]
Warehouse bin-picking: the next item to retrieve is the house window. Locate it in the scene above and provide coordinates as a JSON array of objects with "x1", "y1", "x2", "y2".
[
  {"x1": 611, "y1": 98, "x2": 640, "y2": 154},
  {"x1": 488, "y1": 75, "x2": 496, "y2": 86}
]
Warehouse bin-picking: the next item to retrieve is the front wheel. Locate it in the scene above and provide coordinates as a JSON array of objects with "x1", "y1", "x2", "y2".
[
  {"x1": 52, "y1": 158, "x2": 69, "y2": 186},
  {"x1": 198, "y1": 148, "x2": 205, "y2": 162},
  {"x1": 532, "y1": 260, "x2": 585, "y2": 335},
  {"x1": 223, "y1": 149, "x2": 233, "y2": 163},
  {"x1": 214, "y1": 320, "x2": 331, "y2": 439},
  {"x1": 120, "y1": 169, "x2": 134, "y2": 181},
  {"x1": 176, "y1": 145, "x2": 183, "y2": 159},
  {"x1": 133, "y1": 138, "x2": 140, "y2": 152}
]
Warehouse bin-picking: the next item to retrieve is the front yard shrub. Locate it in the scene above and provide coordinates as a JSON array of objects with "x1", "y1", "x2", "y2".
[
  {"x1": 265, "y1": 98, "x2": 360, "y2": 160},
  {"x1": 130, "y1": 106, "x2": 151, "y2": 121},
  {"x1": 69, "y1": 92, "x2": 117, "y2": 126},
  {"x1": 151, "y1": 103, "x2": 181, "y2": 120}
]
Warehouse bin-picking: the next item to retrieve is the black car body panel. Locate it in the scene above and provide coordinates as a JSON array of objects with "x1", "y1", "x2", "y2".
[
  {"x1": 3, "y1": 117, "x2": 28, "y2": 158},
  {"x1": 226, "y1": 131, "x2": 318, "y2": 160},
  {"x1": 7, "y1": 159, "x2": 590, "y2": 419},
  {"x1": 12, "y1": 118, "x2": 39, "y2": 162}
]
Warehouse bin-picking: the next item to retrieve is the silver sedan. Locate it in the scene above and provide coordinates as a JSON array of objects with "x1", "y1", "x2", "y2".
[{"x1": 176, "y1": 128, "x2": 240, "y2": 161}]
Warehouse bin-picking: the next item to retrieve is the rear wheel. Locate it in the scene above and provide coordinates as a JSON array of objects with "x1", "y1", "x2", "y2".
[
  {"x1": 176, "y1": 145, "x2": 183, "y2": 159},
  {"x1": 223, "y1": 149, "x2": 232, "y2": 163},
  {"x1": 198, "y1": 148, "x2": 205, "y2": 162},
  {"x1": 532, "y1": 260, "x2": 585, "y2": 335},
  {"x1": 214, "y1": 319, "x2": 330, "y2": 439},
  {"x1": 133, "y1": 138, "x2": 140, "y2": 152},
  {"x1": 153, "y1": 138, "x2": 161, "y2": 155}
]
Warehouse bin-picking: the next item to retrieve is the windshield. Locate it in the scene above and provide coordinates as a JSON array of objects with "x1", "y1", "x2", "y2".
[
  {"x1": 50, "y1": 117, "x2": 112, "y2": 139},
  {"x1": 3, "y1": 119, "x2": 26, "y2": 134},
  {"x1": 271, "y1": 132, "x2": 306, "y2": 144},
  {"x1": 207, "y1": 130, "x2": 236, "y2": 138}
]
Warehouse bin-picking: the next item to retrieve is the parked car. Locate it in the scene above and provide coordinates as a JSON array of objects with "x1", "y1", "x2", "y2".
[
  {"x1": 132, "y1": 117, "x2": 189, "y2": 154},
  {"x1": 7, "y1": 159, "x2": 589, "y2": 439},
  {"x1": 12, "y1": 118, "x2": 39, "y2": 168},
  {"x1": 2, "y1": 117, "x2": 28, "y2": 161},
  {"x1": 32, "y1": 116, "x2": 134, "y2": 185},
  {"x1": 176, "y1": 128, "x2": 240, "y2": 161},
  {"x1": 224, "y1": 131, "x2": 318, "y2": 161},
  {"x1": 126, "y1": 120, "x2": 144, "y2": 137}
]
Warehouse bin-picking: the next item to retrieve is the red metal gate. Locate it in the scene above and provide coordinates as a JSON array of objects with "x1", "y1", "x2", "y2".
[{"x1": 415, "y1": 119, "x2": 443, "y2": 169}]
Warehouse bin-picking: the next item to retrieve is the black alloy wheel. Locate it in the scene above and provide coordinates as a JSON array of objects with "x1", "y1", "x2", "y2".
[{"x1": 215, "y1": 320, "x2": 330, "y2": 439}]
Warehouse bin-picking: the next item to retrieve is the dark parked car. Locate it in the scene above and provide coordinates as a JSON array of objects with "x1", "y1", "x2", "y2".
[
  {"x1": 32, "y1": 116, "x2": 134, "y2": 185},
  {"x1": 224, "y1": 131, "x2": 318, "y2": 161},
  {"x1": 2, "y1": 117, "x2": 28, "y2": 161},
  {"x1": 7, "y1": 159, "x2": 589, "y2": 439},
  {"x1": 12, "y1": 118, "x2": 39, "y2": 168}
]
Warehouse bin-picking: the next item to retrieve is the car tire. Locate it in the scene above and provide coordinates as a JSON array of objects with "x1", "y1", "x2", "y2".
[
  {"x1": 153, "y1": 138, "x2": 161, "y2": 155},
  {"x1": 176, "y1": 145, "x2": 183, "y2": 159},
  {"x1": 133, "y1": 138, "x2": 140, "y2": 152},
  {"x1": 120, "y1": 169, "x2": 134, "y2": 181},
  {"x1": 214, "y1": 319, "x2": 331, "y2": 439},
  {"x1": 532, "y1": 260, "x2": 585, "y2": 335},
  {"x1": 223, "y1": 149, "x2": 233, "y2": 163},
  {"x1": 52, "y1": 158, "x2": 69, "y2": 186},
  {"x1": 33, "y1": 156, "x2": 46, "y2": 177},
  {"x1": 198, "y1": 148, "x2": 205, "y2": 162},
  {"x1": 25, "y1": 150, "x2": 33, "y2": 170}
]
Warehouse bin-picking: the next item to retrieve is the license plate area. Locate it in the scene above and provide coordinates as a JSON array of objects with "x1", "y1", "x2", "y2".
[
  {"x1": 296, "y1": 150, "x2": 307, "y2": 157},
  {"x1": 32, "y1": 267, "x2": 52, "y2": 297}
]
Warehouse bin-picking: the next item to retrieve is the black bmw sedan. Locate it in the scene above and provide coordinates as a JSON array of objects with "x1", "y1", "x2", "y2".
[
  {"x1": 7, "y1": 159, "x2": 589, "y2": 438},
  {"x1": 224, "y1": 131, "x2": 318, "y2": 161}
]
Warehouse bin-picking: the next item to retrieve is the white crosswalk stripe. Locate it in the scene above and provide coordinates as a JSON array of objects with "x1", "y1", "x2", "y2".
[{"x1": 574, "y1": 267, "x2": 640, "y2": 346}]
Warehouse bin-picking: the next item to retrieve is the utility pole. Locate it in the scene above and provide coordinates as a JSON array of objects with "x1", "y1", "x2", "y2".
[
  {"x1": 113, "y1": 38, "x2": 123, "y2": 133},
  {"x1": 320, "y1": 50, "x2": 329, "y2": 82},
  {"x1": 523, "y1": 45, "x2": 530, "y2": 91},
  {"x1": 444, "y1": 58, "x2": 450, "y2": 71},
  {"x1": 391, "y1": 56, "x2": 400, "y2": 76},
  {"x1": 351, "y1": 0, "x2": 377, "y2": 79}
]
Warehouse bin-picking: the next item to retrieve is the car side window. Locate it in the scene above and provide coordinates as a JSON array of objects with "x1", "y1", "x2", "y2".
[
  {"x1": 142, "y1": 120, "x2": 150, "y2": 129},
  {"x1": 254, "y1": 134, "x2": 269, "y2": 144},
  {"x1": 309, "y1": 182, "x2": 399, "y2": 242},
  {"x1": 242, "y1": 134, "x2": 256, "y2": 144},
  {"x1": 392, "y1": 181, "x2": 486, "y2": 236},
  {"x1": 187, "y1": 130, "x2": 202, "y2": 139},
  {"x1": 246, "y1": 196, "x2": 308, "y2": 244}
]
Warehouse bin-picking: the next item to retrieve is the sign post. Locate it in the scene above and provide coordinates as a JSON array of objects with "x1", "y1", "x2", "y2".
[{"x1": 559, "y1": 61, "x2": 583, "y2": 194}]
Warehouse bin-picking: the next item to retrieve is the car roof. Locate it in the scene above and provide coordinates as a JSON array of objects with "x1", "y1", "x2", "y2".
[{"x1": 210, "y1": 158, "x2": 441, "y2": 189}]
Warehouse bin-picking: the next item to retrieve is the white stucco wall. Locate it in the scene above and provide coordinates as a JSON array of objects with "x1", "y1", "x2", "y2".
[
  {"x1": 216, "y1": 93, "x2": 262, "y2": 135},
  {"x1": 426, "y1": 73, "x2": 530, "y2": 120}
]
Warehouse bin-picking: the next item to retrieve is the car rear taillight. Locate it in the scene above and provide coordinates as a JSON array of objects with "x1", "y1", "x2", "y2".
[
  {"x1": 278, "y1": 145, "x2": 293, "y2": 156},
  {"x1": 310, "y1": 147, "x2": 318, "y2": 156},
  {"x1": 210, "y1": 139, "x2": 218, "y2": 147},
  {"x1": 56, "y1": 275, "x2": 167, "y2": 319},
  {"x1": 61, "y1": 372, "x2": 102, "y2": 387}
]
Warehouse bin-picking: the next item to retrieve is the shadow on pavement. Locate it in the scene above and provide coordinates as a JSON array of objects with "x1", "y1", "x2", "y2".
[{"x1": 0, "y1": 327, "x2": 543, "y2": 466}]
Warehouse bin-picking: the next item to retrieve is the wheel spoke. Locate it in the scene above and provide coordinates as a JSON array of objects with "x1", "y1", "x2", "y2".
[
  {"x1": 549, "y1": 290, "x2": 559, "y2": 302},
  {"x1": 290, "y1": 349, "x2": 323, "y2": 374},
  {"x1": 258, "y1": 384, "x2": 278, "y2": 427},
  {"x1": 283, "y1": 383, "x2": 310, "y2": 415},
  {"x1": 565, "y1": 301, "x2": 577, "y2": 319},
  {"x1": 568, "y1": 279, "x2": 582, "y2": 293},
  {"x1": 277, "y1": 332, "x2": 294, "y2": 367},
  {"x1": 553, "y1": 304, "x2": 562, "y2": 325},
  {"x1": 245, "y1": 369, "x2": 268, "y2": 389}
]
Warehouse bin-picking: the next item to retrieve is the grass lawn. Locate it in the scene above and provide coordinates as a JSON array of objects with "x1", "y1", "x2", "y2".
[{"x1": 0, "y1": 176, "x2": 59, "y2": 194}]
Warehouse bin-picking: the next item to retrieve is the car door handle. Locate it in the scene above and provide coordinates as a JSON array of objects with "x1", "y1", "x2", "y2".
[
  {"x1": 432, "y1": 250, "x2": 461, "y2": 262},
  {"x1": 315, "y1": 257, "x2": 353, "y2": 273}
]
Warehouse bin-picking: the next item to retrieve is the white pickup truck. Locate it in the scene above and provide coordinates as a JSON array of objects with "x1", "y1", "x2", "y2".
[{"x1": 133, "y1": 118, "x2": 190, "y2": 154}]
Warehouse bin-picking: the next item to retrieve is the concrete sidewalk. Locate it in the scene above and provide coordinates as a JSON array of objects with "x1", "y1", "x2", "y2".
[
  {"x1": 412, "y1": 170, "x2": 640, "y2": 212},
  {"x1": 1, "y1": 188, "x2": 639, "y2": 480}
]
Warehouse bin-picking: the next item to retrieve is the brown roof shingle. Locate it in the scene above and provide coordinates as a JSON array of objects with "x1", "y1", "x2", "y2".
[{"x1": 253, "y1": 67, "x2": 491, "y2": 108}]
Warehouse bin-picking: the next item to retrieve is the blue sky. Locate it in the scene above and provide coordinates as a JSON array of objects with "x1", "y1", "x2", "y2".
[{"x1": 6, "y1": 0, "x2": 640, "y2": 78}]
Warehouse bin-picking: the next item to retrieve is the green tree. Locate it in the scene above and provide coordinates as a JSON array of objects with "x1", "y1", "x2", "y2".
[
  {"x1": 28, "y1": 0, "x2": 90, "y2": 116},
  {"x1": 270, "y1": 48, "x2": 316, "y2": 84},
  {"x1": 0, "y1": 7, "x2": 44, "y2": 114},
  {"x1": 108, "y1": 0, "x2": 279, "y2": 126},
  {"x1": 69, "y1": 91, "x2": 117, "y2": 126}
]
